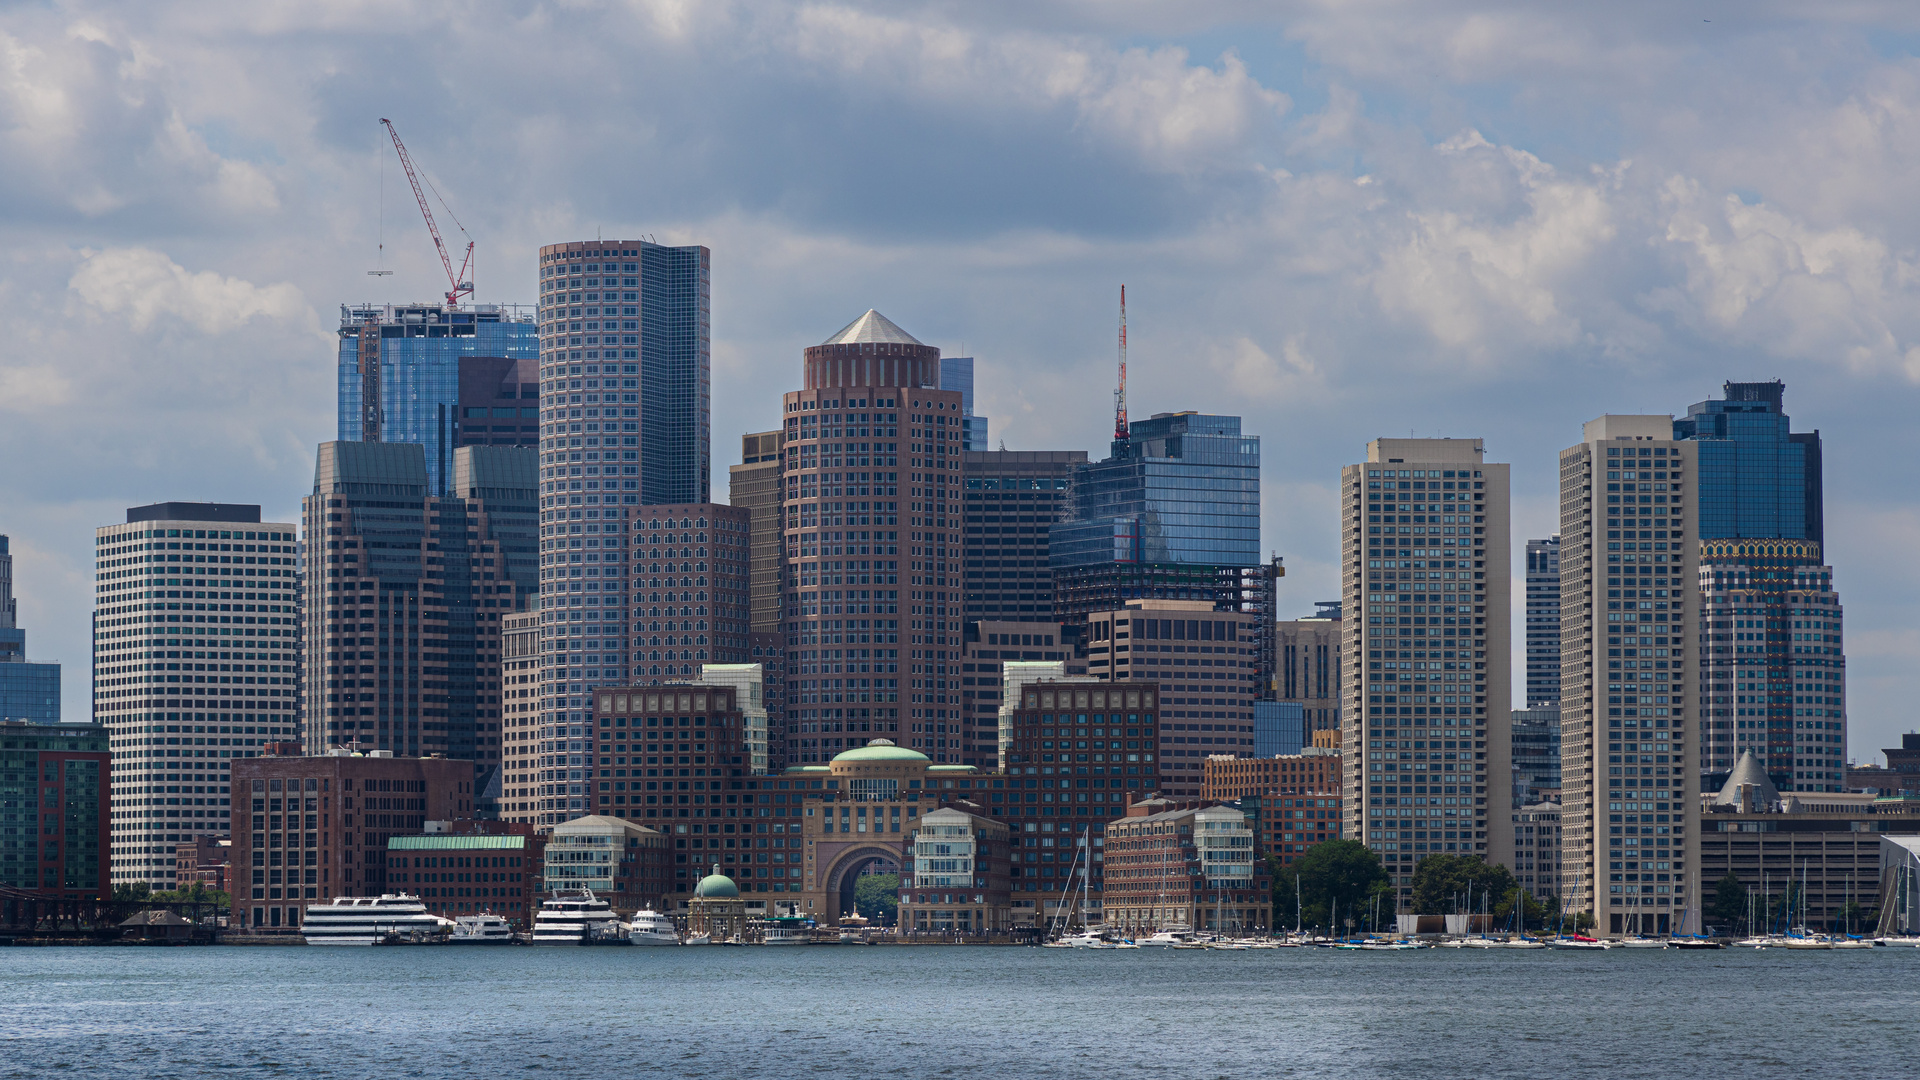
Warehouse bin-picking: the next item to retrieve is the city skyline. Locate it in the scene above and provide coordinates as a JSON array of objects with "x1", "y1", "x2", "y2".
[{"x1": 4, "y1": 5, "x2": 1920, "y2": 764}]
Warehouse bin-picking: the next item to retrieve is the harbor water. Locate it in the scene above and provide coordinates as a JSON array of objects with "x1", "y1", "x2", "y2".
[{"x1": 3, "y1": 946, "x2": 1916, "y2": 1078}]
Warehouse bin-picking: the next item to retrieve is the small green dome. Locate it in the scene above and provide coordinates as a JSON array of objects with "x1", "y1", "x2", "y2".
[
  {"x1": 832, "y1": 738, "x2": 930, "y2": 764},
  {"x1": 693, "y1": 864, "x2": 739, "y2": 898}
]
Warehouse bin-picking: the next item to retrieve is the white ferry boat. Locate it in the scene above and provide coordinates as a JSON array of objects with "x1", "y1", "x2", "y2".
[
  {"x1": 763, "y1": 915, "x2": 814, "y2": 945},
  {"x1": 627, "y1": 907, "x2": 680, "y2": 946},
  {"x1": 530, "y1": 889, "x2": 625, "y2": 945},
  {"x1": 301, "y1": 894, "x2": 452, "y2": 945},
  {"x1": 450, "y1": 913, "x2": 516, "y2": 944}
]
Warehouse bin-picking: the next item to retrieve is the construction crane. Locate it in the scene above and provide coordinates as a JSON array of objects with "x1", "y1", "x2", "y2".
[
  {"x1": 1114, "y1": 284, "x2": 1129, "y2": 441},
  {"x1": 379, "y1": 118, "x2": 474, "y2": 307}
]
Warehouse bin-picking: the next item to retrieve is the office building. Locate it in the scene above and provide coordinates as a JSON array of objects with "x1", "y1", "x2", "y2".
[
  {"x1": 780, "y1": 309, "x2": 930, "y2": 768},
  {"x1": 1524, "y1": 537, "x2": 1561, "y2": 709},
  {"x1": 1275, "y1": 602, "x2": 1341, "y2": 734},
  {"x1": 750, "y1": 632, "x2": 791, "y2": 771},
  {"x1": 1698, "y1": 539, "x2": 1844, "y2": 793},
  {"x1": 1673, "y1": 380, "x2": 1822, "y2": 544},
  {"x1": 1203, "y1": 748, "x2": 1340, "y2": 802},
  {"x1": 898, "y1": 806, "x2": 1013, "y2": 933},
  {"x1": 1556, "y1": 416, "x2": 1700, "y2": 935},
  {"x1": 0, "y1": 535, "x2": 60, "y2": 724},
  {"x1": 1103, "y1": 799, "x2": 1270, "y2": 935},
  {"x1": 1510, "y1": 707, "x2": 1561, "y2": 807},
  {"x1": 337, "y1": 303, "x2": 539, "y2": 495},
  {"x1": 1511, "y1": 801, "x2": 1563, "y2": 898},
  {"x1": 302, "y1": 442, "x2": 539, "y2": 807},
  {"x1": 955, "y1": 621, "x2": 1078, "y2": 770},
  {"x1": 536, "y1": 239, "x2": 712, "y2": 506},
  {"x1": 229, "y1": 749, "x2": 475, "y2": 930},
  {"x1": 386, "y1": 823, "x2": 545, "y2": 927},
  {"x1": 1084, "y1": 600, "x2": 1261, "y2": 796},
  {"x1": 94, "y1": 502, "x2": 299, "y2": 890},
  {"x1": 962, "y1": 450, "x2": 1084, "y2": 623},
  {"x1": 173, "y1": 835, "x2": 229, "y2": 892},
  {"x1": 516, "y1": 501, "x2": 750, "y2": 827},
  {"x1": 940, "y1": 356, "x2": 990, "y2": 451},
  {"x1": 1252, "y1": 700, "x2": 1305, "y2": 757},
  {"x1": 1340, "y1": 438, "x2": 1513, "y2": 902},
  {"x1": 1050, "y1": 411, "x2": 1263, "y2": 624},
  {"x1": 0, "y1": 719, "x2": 108, "y2": 898},
  {"x1": 542, "y1": 814, "x2": 670, "y2": 913},
  {"x1": 730, "y1": 430, "x2": 786, "y2": 634}
]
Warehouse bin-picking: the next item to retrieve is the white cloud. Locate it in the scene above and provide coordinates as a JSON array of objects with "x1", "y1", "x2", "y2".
[{"x1": 68, "y1": 247, "x2": 312, "y2": 334}]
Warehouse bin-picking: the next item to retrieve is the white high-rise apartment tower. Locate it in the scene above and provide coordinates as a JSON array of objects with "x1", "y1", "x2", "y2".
[
  {"x1": 1339, "y1": 439, "x2": 1512, "y2": 905},
  {"x1": 94, "y1": 502, "x2": 301, "y2": 889},
  {"x1": 1557, "y1": 416, "x2": 1699, "y2": 937}
]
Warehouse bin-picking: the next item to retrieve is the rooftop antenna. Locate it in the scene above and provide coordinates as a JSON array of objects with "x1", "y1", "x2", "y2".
[{"x1": 1114, "y1": 285, "x2": 1128, "y2": 441}]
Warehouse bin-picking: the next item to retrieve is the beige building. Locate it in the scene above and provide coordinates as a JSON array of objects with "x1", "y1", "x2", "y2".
[
  {"x1": 1275, "y1": 604, "x2": 1342, "y2": 734},
  {"x1": 729, "y1": 430, "x2": 785, "y2": 635},
  {"x1": 1557, "y1": 416, "x2": 1700, "y2": 935},
  {"x1": 1339, "y1": 439, "x2": 1512, "y2": 904}
]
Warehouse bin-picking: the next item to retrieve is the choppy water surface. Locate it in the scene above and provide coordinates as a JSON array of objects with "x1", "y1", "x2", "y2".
[{"x1": 3, "y1": 945, "x2": 1916, "y2": 1078}]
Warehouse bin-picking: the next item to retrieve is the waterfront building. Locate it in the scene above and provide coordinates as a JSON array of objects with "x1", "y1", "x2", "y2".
[
  {"x1": 1697, "y1": 539, "x2": 1844, "y2": 793},
  {"x1": 1696, "y1": 753, "x2": 1920, "y2": 937},
  {"x1": 730, "y1": 430, "x2": 787, "y2": 635},
  {"x1": 0, "y1": 535, "x2": 60, "y2": 724},
  {"x1": 1253, "y1": 701, "x2": 1305, "y2": 757},
  {"x1": 95, "y1": 502, "x2": 299, "y2": 890},
  {"x1": 1340, "y1": 438, "x2": 1513, "y2": 902},
  {"x1": 1251, "y1": 790, "x2": 1342, "y2": 870},
  {"x1": 542, "y1": 814, "x2": 669, "y2": 914},
  {"x1": 1000, "y1": 680, "x2": 1160, "y2": 924},
  {"x1": 386, "y1": 821, "x2": 546, "y2": 926},
  {"x1": 779, "y1": 310, "x2": 932, "y2": 765},
  {"x1": 1103, "y1": 799, "x2": 1270, "y2": 935},
  {"x1": 1275, "y1": 602, "x2": 1341, "y2": 735},
  {"x1": 1049, "y1": 411, "x2": 1264, "y2": 627},
  {"x1": 1557, "y1": 416, "x2": 1700, "y2": 934},
  {"x1": 1511, "y1": 801, "x2": 1564, "y2": 898},
  {"x1": 1203, "y1": 749, "x2": 1340, "y2": 803},
  {"x1": 1510, "y1": 707, "x2": 1561, "y2": 807},
  {"x1": 228, "y1": 750, "x2": 474, "y2": 931},
  {"x1": 687, "y1": 863, "x2": 750, "y2": 938},
  {"x1": 172, "y1": 835, "x2": 230, "y2": 893},
  {"x1": 955, "y1": 621, "x2": 1079, "y2": 770},
  {"x1": 1084, "y1": 599, "x2": 1258, "y2": 796},
  {"x1": 1525, "y1": 537, "x2": 1561, "y2": 708},
  {"x1": 898, "y1": 805, "x2": 1013, "y2": 933},
  {"x1": 962, "y1": 450, "x2": 1083, "y2": 623},
  {"x1": 336, "y1": 303, "x2": 539, "y2": 496},
  {"x1": 302, "y1": 442, "x2": 538, "y2": 809},
  {"x1": 0, "y1": 719, "x2": 108, "y2": 898}
]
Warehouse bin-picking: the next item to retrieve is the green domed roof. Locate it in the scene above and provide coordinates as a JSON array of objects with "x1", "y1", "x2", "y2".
[
  {"x1": 833, "y1": 738, "x2": 930, "y2": 764},
  {"x1": 693, "y1": 864, "x2": 739, "y2": 898}
]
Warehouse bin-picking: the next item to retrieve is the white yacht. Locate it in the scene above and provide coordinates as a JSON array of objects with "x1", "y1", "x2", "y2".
[
  {"x1": 1139, "y1": 930, "x2": 1195, "y2": 947},
  {"x1": 302, "y1": 894, "x2": 452, "y2": 945},
  {"x1": 450, "y1": 913, "x2": 516, "y2": 944},
  {"x1": 763, "y1": 915, "x2": 814, "y2": 945},
  {"x1": 530, "y1": 890, "x2": 625, "y2": 945},
  {"x1": 627, "y1": 908, "x2": 681, "y2": 946}
]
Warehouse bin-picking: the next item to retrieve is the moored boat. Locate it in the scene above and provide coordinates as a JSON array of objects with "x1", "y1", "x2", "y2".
[
  {"x1": 302, "y1": 894, "x2": 451, "y2": 946},
  {"x1": 450, "y1": 912, "x2": 516, "y2": 944},
  {"x1": 627, "y1": 907, "x2": 680, "y2": 946},
  {"x1": 529, "y1": 889, "x2": 625, "y2": 945}
]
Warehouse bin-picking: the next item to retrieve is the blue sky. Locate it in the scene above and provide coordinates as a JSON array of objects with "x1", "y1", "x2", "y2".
[{"x1": 2, "y1": 0, "x2": 1918, "y2": 762}]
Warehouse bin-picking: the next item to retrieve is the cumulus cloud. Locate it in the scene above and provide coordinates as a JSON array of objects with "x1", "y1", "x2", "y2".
[{"x1": 68, "y1": 247, "x2": 312, "y2": 334}]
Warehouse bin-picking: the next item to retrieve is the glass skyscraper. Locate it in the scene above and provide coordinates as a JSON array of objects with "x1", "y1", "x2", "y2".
[
  {"x1": 1673, "y1": 380, "x2": 1822, "y2": 542},
  {"x1": 1049, "y1": 411, "x2": 1261, "y2": 620},
  {"x1": 0, "y1": 534, "x2": 60, "y2": 724},
  {"x1": 337, "y1": 303, "x2": 539, "y2": 497}
]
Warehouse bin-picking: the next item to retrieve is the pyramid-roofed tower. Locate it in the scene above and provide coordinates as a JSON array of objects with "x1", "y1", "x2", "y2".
[{"x1": 820, "y1": 309, "x2": 924, "y2": 347}]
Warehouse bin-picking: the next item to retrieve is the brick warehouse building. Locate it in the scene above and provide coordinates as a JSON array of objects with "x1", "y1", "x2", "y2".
[
  {"x1": 1, "y1": 720, "x2": 109, "y2": 899},
  {"x1": 387, "y1": 820, "x2": 546, "y2": 927},
  {"x1": 229, "y1": 751, "x2": 476, "y2": 930}
]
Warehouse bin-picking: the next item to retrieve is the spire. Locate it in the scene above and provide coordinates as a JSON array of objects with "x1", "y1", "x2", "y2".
[
  {"x1": 820, "y1": 309, "x2": 923, "y2": 346},
  {"x1": 1712, "y1": 749, "x2": 1781, "y2": 811}
]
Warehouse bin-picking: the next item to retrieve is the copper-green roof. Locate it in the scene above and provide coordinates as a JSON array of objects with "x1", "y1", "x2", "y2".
[
  {"x1": 388, "y1": 835, "x2": 527, "y2": 850},
  {"x1": 832, "y1": 739, "x2": 929, "y2": 763}
]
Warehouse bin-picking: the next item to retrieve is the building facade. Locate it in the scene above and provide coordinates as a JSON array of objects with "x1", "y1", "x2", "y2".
[
  {"x1": 1696, "y1": 539, "x2": 1844, "y2": 794},
  {"x1": 1253, "y1": 700, "x2": 1305, "y2": 757},
  {"x1": 961, "y1": 450, "x2": 1083, "y2": 623},
  {"x1": 1673, "y1": 380, "x2": 1822, "y2": 544},
  {"x1": 780, "y1": 310, "x2": 933, "y2": 767},
  {"x1": 1103, "y1": 799, "x2": 1270, "y2": 935},
  {"x1": 95, "y1": 503, "x2": 300, "y2": 889},
  {"x1": 1084, "y1": 600, "x2": 1259, "y2": 796},
  {"x1": 1275, "y1": 604, "x2": 1341, "y2": 734},
  {"x1": 1049, "y1": 411, "x2": 1262, "y2": 624},
  {"x1": 1340, "y1": 438, "x2": 1513, "y2": 903},
  {"x1": 1511, "y1": 801, "x2": 1564, "y2": 898},
  {"x1": 730, "y1": 430, "x2": 786, "y2": 634},
  {"x1": 386, "y1": 823, "x2": 546, "y2": 926},
  {"x1": 0, "y1": 720, "x2": 108, "y2": 898},
  {"x1": 939, "y1": 356, "x2": 990, "y2": 451},
  {"x1": 1203, "y1": 749, "x2": 1341, "y2": 803},
  {"x1": 1557, "y1": 416, "x2": 1701, "y2": 935},
  {"x1": 1525, "y1": 537, "x2": 1561, "y2": 709},
  {"x1": 542, "y1": 814, "x2": 670, "y2": 914},
  {"x1": 1510, "y1": 707, "x2": 1561, "y2": 807},
  {"x1": 899, "y1": 804, "x2": 1013, "y2": 933},
  {"x1": 336, "y1": 303, "x2": 540, "y2": 496},
  {"x1": 0, "y1": 535, "x2": 60, "y2": 725},
  {"x1": 228, "y1": 751, "x2": 476, "y2": 930}
]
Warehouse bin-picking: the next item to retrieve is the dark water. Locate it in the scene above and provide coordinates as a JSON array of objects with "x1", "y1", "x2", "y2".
[{"x1": 3, "y1": 945, "x2": 1916, "y2": 1078}]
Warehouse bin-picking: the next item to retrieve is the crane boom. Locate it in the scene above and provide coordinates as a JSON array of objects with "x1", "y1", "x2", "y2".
[
  {"x1": 380, "y1": 118, "x2": 473, "y2": 307},
  {"x1": 1114, "y1": 285, "x2": 1128, "y2": 441}
]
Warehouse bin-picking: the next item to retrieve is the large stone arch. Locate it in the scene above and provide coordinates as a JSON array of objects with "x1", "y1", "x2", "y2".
[{"x1": 822, "y1": 843, "x2": 902, "y2": 920}]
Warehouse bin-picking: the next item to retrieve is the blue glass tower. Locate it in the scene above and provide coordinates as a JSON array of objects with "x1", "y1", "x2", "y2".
[
  {"x1": 337, "y1": 303, "x2": 539, "y2": 496},
  {"x1": 1672, "y1": 380, "x2": 1822, "y2": 542},
  {"x1": 0, "y1": 534, "x2": 60, "y2": 724}
]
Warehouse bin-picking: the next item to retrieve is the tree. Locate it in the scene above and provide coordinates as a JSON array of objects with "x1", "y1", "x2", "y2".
[
  {"x1": 112, "y1": 882, "x2": 151, "y2": 902},
  {"x1": 852, "y1": 872, "x2": 899, "y2": 926},
  {"x1": 1710, "y1": 872, "x2": 1747, "y2": 936},
  {"x1": 1492, "y1": 887, "x2": 1554, "y2": 932},
  {"x1": 1408, "y1": 854, "x2": 1517, "y2": 918},
  {"x1": 1279, "y1": 840, "x2": 1390, "y2": 933}
]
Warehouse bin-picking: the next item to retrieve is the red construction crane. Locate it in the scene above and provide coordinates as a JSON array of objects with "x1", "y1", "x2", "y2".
[{"x1": 380, "y1": 118, "x2": 474, "y2": 307}]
